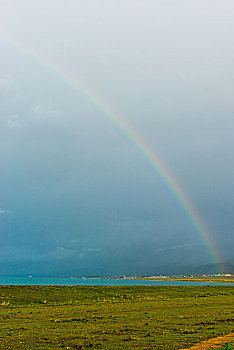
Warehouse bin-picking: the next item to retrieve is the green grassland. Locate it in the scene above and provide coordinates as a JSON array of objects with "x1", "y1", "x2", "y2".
[{"x1": 0, "y1": 285, "x2": 233, "y2": 349}]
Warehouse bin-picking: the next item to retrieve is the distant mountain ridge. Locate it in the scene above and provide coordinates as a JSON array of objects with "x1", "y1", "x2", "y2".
[{"x1": 184, "y1": 262, "x2": 234, "y2": 275}]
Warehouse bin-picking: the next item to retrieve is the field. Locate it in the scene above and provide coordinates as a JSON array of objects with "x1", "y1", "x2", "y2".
[{"x1": 0, "y1": 285, "x2": 233, "y2": 349}]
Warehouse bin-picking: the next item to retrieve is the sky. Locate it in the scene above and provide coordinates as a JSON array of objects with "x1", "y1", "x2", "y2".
[{"x1": 0, "y1": 0, "x2": 233, "y2": 276}]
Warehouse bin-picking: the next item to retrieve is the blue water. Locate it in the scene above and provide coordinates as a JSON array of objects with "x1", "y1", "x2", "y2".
[{"x1": 0, "y1": 276, "x2": 233, "y2": 286}]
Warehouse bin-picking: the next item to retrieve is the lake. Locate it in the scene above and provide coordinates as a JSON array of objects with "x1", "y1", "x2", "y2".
[{"x1": 0, "y1": 276, "x2": 233, "y2": 286}]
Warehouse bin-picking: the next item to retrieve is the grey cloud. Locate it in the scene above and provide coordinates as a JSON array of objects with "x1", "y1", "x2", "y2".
[
  {"x1": 0, "y1": 246, "x2": 73, "y2": 262},
  {"x1": 0, "y1": 208, "x2": 11, "y2": 214},
  {"x1": 0, "y1": 244, "x2": 102, "y2": 263},
  {"x1": 7, "y1": 105, "x2": 60, "y2": 129},
  {"x1": 0, "y1": 0, "x2": 233, "y2": 274},
  {"x1": 154, "y1": 243, "x2": 194, "y2": 254},
  {"x1": 7, "y1": 114, "x2": 25, "y2": 128},
  {"x1": 0, "y1": 77, "x2": 12, "y2": 91},
  {"x1": 31, "y1": 104, "x2": 60, "y2": 120}
]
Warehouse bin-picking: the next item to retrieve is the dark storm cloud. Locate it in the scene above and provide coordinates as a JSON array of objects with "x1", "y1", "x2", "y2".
[{"x1": 0, "y1": 0, "x2": 233, "y2": 274}]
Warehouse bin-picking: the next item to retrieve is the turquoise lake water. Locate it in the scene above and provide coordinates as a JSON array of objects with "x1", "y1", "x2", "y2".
[{"x1": 0, "y1": 276, "x2": 233, "y2": 286}]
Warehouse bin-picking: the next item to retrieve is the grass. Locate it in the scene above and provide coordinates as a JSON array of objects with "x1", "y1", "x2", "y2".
[{"x1": 0, "y1": 285, "x2": 233, "y2": 349}]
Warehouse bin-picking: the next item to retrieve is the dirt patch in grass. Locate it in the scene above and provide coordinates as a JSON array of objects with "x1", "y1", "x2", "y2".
[{"x1": 180, "y1": 333, "x2": 234, "y2": 349}]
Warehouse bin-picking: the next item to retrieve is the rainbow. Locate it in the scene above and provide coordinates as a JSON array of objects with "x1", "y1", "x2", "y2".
[{"x1": 1, "y1": 30, "x2": 224, "y2": 273}]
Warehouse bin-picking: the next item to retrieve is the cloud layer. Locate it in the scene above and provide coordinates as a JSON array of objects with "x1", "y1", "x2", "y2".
[{"x1": 0, "y1": 0, "x2": 233, "y2": 274}]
